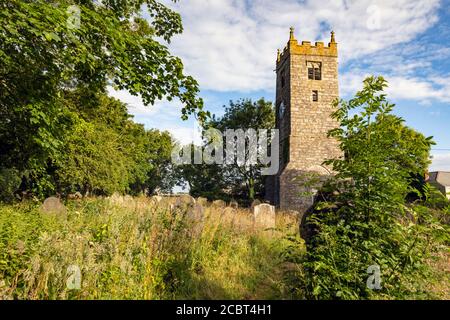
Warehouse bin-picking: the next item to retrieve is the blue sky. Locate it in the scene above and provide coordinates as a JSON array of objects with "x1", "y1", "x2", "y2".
[{"x1": 109, "y1": 0, "x2": 450, "y2": 171}]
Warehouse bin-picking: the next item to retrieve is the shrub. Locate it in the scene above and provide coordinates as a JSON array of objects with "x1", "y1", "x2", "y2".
[
  {"x1": 301, "y1": 76, "x2": 441, "y2": 299},
  {"x1": 0, "y1": 168, "x2": 21, "y2": 203}
]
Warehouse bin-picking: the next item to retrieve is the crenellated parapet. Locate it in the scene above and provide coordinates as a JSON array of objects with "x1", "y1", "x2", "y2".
[{"x1": 277, "y1": 28, "x2": 337, "y2": 64}]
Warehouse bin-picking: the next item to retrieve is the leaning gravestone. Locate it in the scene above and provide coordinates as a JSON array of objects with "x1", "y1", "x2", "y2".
[
  {"x1": 221, "y1": 207, "x2": 237, "y2": 225},
  {"x1": 253, "y1": 204, "x2": 275, "y2": 229},
  {"x1": 150, "y1": 195, "x2": 162, "y2": 206},
  {"x1": 222, "y1": 207, "x2": 237, "y2": 216},
  {"x1": 41, "y1": 197, "x2": 67, "y2": 216},
  {"x1": 175, "y1": 195, "x2": 196, "y2": 208},
  {"x1": 229, "y1": 200, "x2": 238, "y2": 209},
  {"x1": 109, "y1": 192, "x2": 124, "y2": 205},
  {"x1": 212, "y1": 200, "x2": 226, "y2": 208},
  {"x1": 187, "y1": 204, "x2": 205, "y2": 237},
  {"x1": 196, "y1": 197, "x2": 208, "y2": 206},
  {"x1": 250, "y1": 199, "x2": 261, "y2": 209}
]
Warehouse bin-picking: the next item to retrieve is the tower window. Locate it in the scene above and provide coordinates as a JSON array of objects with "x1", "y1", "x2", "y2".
[
  {"x1": 312, "y1": 90, "x2": 318, "y2": 102},
  {"x1": 307, "y1": 61, "x2": 322, "y2": 80}
]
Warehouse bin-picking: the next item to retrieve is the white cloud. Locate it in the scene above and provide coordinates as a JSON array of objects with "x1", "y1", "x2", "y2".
[
  {"x1": 163, "y1": 0, "x2": 441, "y2": 92},
  {"x1": 340, "y1": 72, "x2": 450, "y2": 103},
  {"x1": 107, "y1": 88, "x2": 182, "y2": 119},
  {"x1": 108, "y1": 1, "x2": 447, "y2": 147},
  {"x1": 430, "y1": 152, "x2": 450, "y2": 171},
  {"x1": 107, "y1": 87, "x2": 201, "y2": 145}
]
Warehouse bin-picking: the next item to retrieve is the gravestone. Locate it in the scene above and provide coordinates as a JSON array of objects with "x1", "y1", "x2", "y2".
[
  {"x1": 109, "y1": 192, "x2": 124, "y2": 205},
  {"x1": 196, "y1": 197, "x2": 208, "y2": 206},
  {"x1": 175, "y1": 195, "x2": 196, "y2": 208},
  {"x1": 250, "y1": 199, "x2": 261, "y2": 209},
  {"x1": 187, "y1": 204, "x2": 205, "y2": 237},
  {"x1": 222, "y1": 207, "x2": 237, "y2": 216},
  {"x1": 253, "y1": 204, "x2": 275, "y2": 229},
  {"x1": 221, "y1": 207, "x2": 237, "y2": 225},
  {"x1": 41, "y1": 197, "x2": 67, "y2": 216},
  {"x1": 124, "y1": 195, "x2": 134, "y2": 203},
  {"x1": 188, "y1": 204, "x2": 205, "y2": 221},
  {"x1": 150, "y1": 195, "x2": 162, "y2": 205},
  {"x1": 212, "y1": 200, "x2": 226, "y2": 208},
  {"x1": 229, "y1": 200, "x2": 238, "y2": 209}
]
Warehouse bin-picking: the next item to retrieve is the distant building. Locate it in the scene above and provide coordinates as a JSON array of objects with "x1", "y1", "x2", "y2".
[{"x1": 427, "y1": 171, "x2": 450, "y2": 199}]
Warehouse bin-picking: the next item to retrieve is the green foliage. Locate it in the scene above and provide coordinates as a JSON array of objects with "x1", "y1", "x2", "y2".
[
  {"x1": 0, "y1": 198, "x2": 299, "y2": 299},
  {"x1": 56, "y1": 119, "x2": 132, "y2": 195},
  {"x1": 177, "y1": 98, "x2": 275, "y2": 202},
  {"x1": 0, "y1": 168, "x2": 22, "y2": 203},
  {"x1": 302, "y1": 76, "x2": 442, "y2": 299},
  {"x1": 0, "y1": 0, "x2": 203, "y2": 199},
  {"x1": 144, "y1": 129, "x2": 177, "y2": 195},
  {"x1": 422, "y1": 183, "x2": 450, "y2": 210},
  {"x1": 175, "y1": 150, "x2": 230, "y2": 200}
]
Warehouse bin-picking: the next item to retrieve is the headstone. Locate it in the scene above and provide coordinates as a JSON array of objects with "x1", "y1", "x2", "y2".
[
  {"x1": 212, "y1": 199, "x2": 226, "y2": 208},
  {"x1": 196, "y1": 197, "x2": 208, "y2": 206},
  {"x1": 187, "y1": 204, "x2": 205, "y2": 237},
  {"x1": 150, "y1": 195, "x2": 162, "y2": 204},
  {"x1": 253, "y1": 204, "x2": 275, "y2": 229},
  {"x1": 250, "y1": 199, "x2": 261, "y2": 209},
  {"x1": 229, "y1": 200, "x2": 238, "y2": 209},
  {"x1": 222, "y1": 207, "x2": 237, "y2": 216},
  {"x1": 221, "y1": 207, "x2": 237, "y2": 225},
  {"x1": 41, "y1": 197, "x2": 67, "y2": 216},
  {"x1": 124, "y1": 195, "x2": 133, "y2": 203},
  {"x1": 109, "y1": 192, "x2": 124, "y2": 205},
  {"x1": 188, "y1": 204, "x2": 205, "y2": 221},
  {"x1": 175, "y1": 194, "x2": 196, "y2": 208}
]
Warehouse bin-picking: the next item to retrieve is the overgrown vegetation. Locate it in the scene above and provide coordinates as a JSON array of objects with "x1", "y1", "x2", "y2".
[
  {"x1": 296, "y1": 76, "x2": 449, "y2": 299},
  {"x1": 0, "y1": 196, "x2": 447, "y2": 300},
  {"x1": 176, "y1": 98, "x2": 275, "y2": 204},
  {"x1": 0, "y1": 0, "x2": 203, "y2": 200},
  {"x1": 0, "y1": 198, "x2": 301, "y2": 299},
  {"x1": 0, "y1": 1, "x2": 448, "y2": 301}
]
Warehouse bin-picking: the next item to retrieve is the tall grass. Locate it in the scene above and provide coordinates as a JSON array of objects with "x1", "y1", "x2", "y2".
[
  {"x1": 0, "y1": 197, "x2": 447, "y2": 300},
  {"x1": 0, "y1": 197, "x2": 302, "y2": 300}
]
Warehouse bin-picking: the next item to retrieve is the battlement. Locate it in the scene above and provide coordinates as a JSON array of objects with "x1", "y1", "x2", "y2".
[{"x1": 277, "y1": 28, "x2": 337, "y2": 64}]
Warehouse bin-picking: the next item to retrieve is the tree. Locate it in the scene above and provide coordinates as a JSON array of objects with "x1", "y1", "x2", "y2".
[
  {"x1": 55, "y1": 118, "x2": 134, "y2": 195},
  {"x1": 54, "y1": 92, "x2": 176, "y2": 197},
  {"x1": 301, "y1": 76, "x2": 437, "y2": 299},
  {"x1": 142, "y1": 129, "x2": 177, "y2": 195},
  {"x1": 0, "y1": 0, "x2": 206, "y2": 198},
  {"x1": 206, "y1": 98, "x2": 275, "y2": 201},
  {"x1": 174, "y1": 145, "x2": 229, "y2": 200}
]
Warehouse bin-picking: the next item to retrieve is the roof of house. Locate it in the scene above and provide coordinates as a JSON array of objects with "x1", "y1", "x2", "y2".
[{"x1": 428, "y1": 171, "x2": 450, "y2": 187}]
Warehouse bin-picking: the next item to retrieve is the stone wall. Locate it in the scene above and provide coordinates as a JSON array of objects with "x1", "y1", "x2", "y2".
[{"x1": 266, "y1": 30, "x2": 342, "y2": 212}]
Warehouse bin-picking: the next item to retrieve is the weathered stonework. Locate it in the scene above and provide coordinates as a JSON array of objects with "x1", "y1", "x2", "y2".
[{"x1": 265, "y1": 28, "x2": 342, "y2": 212}]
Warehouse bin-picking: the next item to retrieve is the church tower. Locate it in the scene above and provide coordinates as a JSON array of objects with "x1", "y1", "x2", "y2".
[{"x1": 265, "y1": 28, "x2": 342, "y2": 211}]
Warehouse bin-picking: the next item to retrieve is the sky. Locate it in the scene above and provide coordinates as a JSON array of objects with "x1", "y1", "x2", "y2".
[{"x1": 109, "y1": 0, "x2": 450, "y2": 172}]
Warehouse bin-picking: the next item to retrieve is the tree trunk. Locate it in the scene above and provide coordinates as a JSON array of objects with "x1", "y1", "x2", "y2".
[{"x1": 248, "y1": 177, "x2": 255, "y2": 200}]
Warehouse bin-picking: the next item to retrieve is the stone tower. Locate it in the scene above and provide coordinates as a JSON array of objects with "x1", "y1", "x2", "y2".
[{"x1": 265, "y1": 28, "x2": 342, "y2": 211}]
